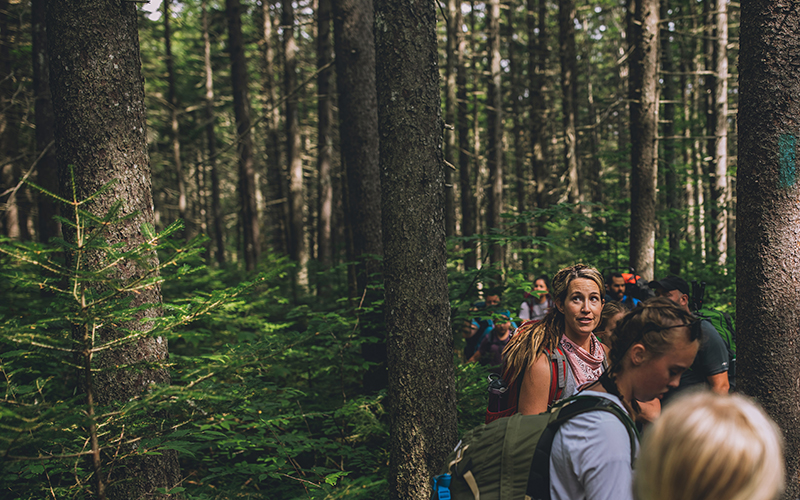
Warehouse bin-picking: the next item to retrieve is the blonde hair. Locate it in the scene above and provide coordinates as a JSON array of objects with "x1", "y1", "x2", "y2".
[
  {"x1": 635, "y1": 391, "x2": 785, "y2": 500},
  {"x1": 502, "y1": 264, "x2": 604, "y2": 381}
]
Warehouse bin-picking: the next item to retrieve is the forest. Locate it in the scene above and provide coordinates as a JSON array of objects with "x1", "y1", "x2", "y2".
[{"x1": 0, "y1": 0, "x2": 799, "y2": 499}]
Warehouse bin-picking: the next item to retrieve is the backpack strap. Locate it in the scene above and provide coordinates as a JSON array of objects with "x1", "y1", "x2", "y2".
[
  {"x1": 523, "y1": 396, "x2": 639, "y2": 500},
  {"x1": 547, "y1": 347, "x2": 568, "y2": 406}
]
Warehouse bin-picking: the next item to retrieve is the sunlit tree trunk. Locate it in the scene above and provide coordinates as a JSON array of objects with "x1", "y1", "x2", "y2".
[
  {"x1": 582, "y1": 17, "x2": 602, "y2": 206},
  {"x1": 0, "y1": 0, "x2": 23, "y2": 239},
  {"x1": 711, "y1": 0, "x2": 728, "y2": 266},
  {"x1": 32, "y1": 0, "x2": 59, "y2": 242},
  {"x1": 486, "y1": 0, "x2": 504, "y2": 270},
  {"x1": 47, "y1": 1, "x2": 181, "y2": 496},
  {"x1": 202, "y1": 0, "x2": 225, "y2": 265},
  {"x1": 317, "y1": 0, "x2": 333, "y2": 270},
  {"x1": 375, "y1": 0, "x2": 458, "y2": 496},
  {"x1": 629, "y1": 0, "x2": 659, "y2": 280},
  {"x1": 738, "y1": 2, "x2": 800, "y2": 496},
  {"x1": 226, "y1": 0, "x2": 260, "y2": 271}
]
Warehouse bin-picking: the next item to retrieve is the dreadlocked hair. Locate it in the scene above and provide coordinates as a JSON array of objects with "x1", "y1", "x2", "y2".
[
  {"x1": 599, "y1": 297, "x2": 699, "y2": 415},
  {"x1": 502, "y1": 263, "x2": 605, "y2": 382}
]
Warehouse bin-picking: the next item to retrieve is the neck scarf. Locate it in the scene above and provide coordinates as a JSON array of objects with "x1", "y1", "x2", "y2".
[{"x1": 560, "y1": 333, "x2": 605, "y2": 388}]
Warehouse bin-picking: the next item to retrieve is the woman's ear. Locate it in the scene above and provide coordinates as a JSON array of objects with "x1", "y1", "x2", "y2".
[
  {"x1": 555, "y1": 299, "x2": 565, "y2": 314},
  {"x1": 629, "y1": 343, "x2": 647, "y2": 366}
]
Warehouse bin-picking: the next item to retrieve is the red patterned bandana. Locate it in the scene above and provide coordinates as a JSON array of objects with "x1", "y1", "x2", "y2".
[{"x1": 559, "y1": 334, "x2": 605, "y2": 388}]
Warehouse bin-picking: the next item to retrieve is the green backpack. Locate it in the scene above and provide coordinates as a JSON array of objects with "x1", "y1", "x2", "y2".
[{"x1": 431, "y1": 396, "x2": 639, "y2": 500}]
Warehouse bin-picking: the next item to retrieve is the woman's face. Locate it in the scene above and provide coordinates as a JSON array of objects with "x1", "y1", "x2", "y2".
[
  {"x1": 557, "y1": 278, "x2": 603, "y2": 341},
  {"x1": 631, "y1": 327, "x2": 699, "y2": 402},
  {"x1": 595, "y1": 311, "x2": 625, "y2": 344}
]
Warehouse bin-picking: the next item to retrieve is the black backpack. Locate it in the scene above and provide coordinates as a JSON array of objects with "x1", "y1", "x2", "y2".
[{"x1": 432, "y1": 395, "x2": 639, "y2": 500}]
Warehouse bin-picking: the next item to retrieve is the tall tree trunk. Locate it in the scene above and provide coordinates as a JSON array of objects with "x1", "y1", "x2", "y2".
[
  {"x1": 711, "y1": 0, "x2": 728, "y2": 266},
  {"x1": 529, "y1": 0, "x2": 550, "y2": 235},
  {"x1": 47, "y1": 1, "x2": 181, "y2": 497},
  {"x1": 661, "y1": 0, "x2": 681, "y2": 275},
  {"x1": 226, "y1": 0, "x2": 260, "y2": 271},
  {"x1": 486, "y1": 0, "x2": 504, "y2": 271},
  {"x1": 582, "y1": 17, "x2": 602, "y2": 206},
  {"x1": 203, "y1": 0, "x2": 225, "y2": 265},
  {"x1": 0, "y1": 0, "x2": 21, "y2": 239},
  {"x1": 283, "y1": 0, "x2": 307, "y2": 288},
  {"x1": 559, "y1": 0, "x2": 580, "y2": 205},
  {"x1": 738, "y1": 2, "x2": 800, "y2": 497},
  {"x1": 32, "y1": 0, "x2": 59, "y2": 243},
  {"x1": 444, "y1": 0, "x2": 458, "y2": 239},
  {"x1": 507, "y1": 6, "x2": 529, "y2": 270},
  {"x1": 331, "y1": 0, "x2": 383, "y2": 293},
  {"x1": 628, "y1": 0, "x2": 659, "y2": 281},
  {"x1": 317, "y1": 0, "x2": 333, "y2": 271},
  {"x1": 163, "y1": 0, "x2": 187, "y2": 236},
  {"x1": 375, "y1": 0, "x2": 458, "y2": 496},
  {"x1": 456, "y1": 2, "x2": 476, "y2": 269}
]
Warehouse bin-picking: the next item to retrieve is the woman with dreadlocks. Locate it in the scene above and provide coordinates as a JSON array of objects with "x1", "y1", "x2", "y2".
[{"x1": 549, "y1": 297, "x2": 700, "y2": 500}]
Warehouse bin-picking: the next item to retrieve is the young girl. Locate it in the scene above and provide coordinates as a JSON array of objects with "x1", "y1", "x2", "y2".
[
  {"x1": 549, "y1": 297, "x2": 700, "y2": 500},
  {"x1": 503, "y1": 264, "x2": 607, "y2": 415},
  {"x1": 635, "y1": 391, "x2": 784, "y2": 500},
  {"x1": 594, "y1": 300, "x2": 628, "y2": 345}
]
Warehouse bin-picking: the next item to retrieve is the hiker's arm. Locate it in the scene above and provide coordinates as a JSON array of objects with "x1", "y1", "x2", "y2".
[
  {"x1": 467, "y1": 350, "x2": 480, "y2": 363},
  {"x1": 707, "y1": 372, "x2": 730, "y2": 394},
  {"x1": 518, "y1": 353, "x2": 552, "y2": 415}
]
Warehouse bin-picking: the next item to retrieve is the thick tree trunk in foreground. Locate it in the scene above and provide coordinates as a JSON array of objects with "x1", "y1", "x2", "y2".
[
  {"x1": 375, "y1": 1, "x2": 458, "y2": 498},
  {"x1": 47, "y1": 1, "x2": 180, "y2": 497},
  {"x1": 628, "y1": 0, "x2": 659, "y2": 281},
  {"x1": 226, "y1": 0, "x2": 260, "y2": 271},
  {"x1": 738, "y1": 2, "x2": 800, "y2": 497}
]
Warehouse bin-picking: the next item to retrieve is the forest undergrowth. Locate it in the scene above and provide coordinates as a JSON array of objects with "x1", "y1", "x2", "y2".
[{"x1": 0, "y1": 203, "x2": 735, "y2": 499}]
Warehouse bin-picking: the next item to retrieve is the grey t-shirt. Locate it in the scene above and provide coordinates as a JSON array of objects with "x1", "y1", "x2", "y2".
[
  {"x1": 663, "y1": 319, "x2": 729, "y2": 403},
  {"x1": 550, "y1": 391, "x2": 638, "y2": 500}
]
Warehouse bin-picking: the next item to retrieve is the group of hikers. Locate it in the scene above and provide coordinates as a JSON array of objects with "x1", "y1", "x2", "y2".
[{"x1": 441, "y1": 264, "x2": 784, "y2": 500}]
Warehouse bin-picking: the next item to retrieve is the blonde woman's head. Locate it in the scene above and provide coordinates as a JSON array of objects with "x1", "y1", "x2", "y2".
[{"x1": 634, "y1": 391, "x2": 785, "y2": 500}]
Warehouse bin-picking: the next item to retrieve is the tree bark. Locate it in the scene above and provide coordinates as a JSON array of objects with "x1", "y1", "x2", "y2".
[
  {"x1": 163, "y1": 0, "x2": 187, "y2": 236},
  {"x1": 559, "y1": 0, "x2": 580, "y2": 205},
  {"x1": 507, "y1": 6, "x2": 529, "y2": 269},
  {"x1": 628, "y1": 0, "x2": 659, "y2": 281},
  {"x1": 456, "y1": 2, "x2": 476, "y2": 270},
  {"x1": 47, "y1": 1, "x2": 181, "y2": 497},
  {"x1": 32, "y1": 0, "x2": 59, "y2": 243},
  {"x1": 202, "y1": 0, "x2": 225, "y2": 265},
  {"x1": 317, "y1": 0, "x2": 333, "y2": 270},
  {"x1": 282, "y1": 0, "x2": 308, "y2": 288},
  {"x1": 711, "y1": 0, "x2": 728, "y2": 266},
  {"x1": 661, "y1": 0, "x2": 681, "y2": 275},
  {"x1": 226, "y1": 0, "x2": 260, "y2": 271},
  {"x1": 0, "y1": 0, "x2": 24, "y2": 240},
  {"x1": 375, "y1": 1, "x2": 458, "y2": 497},
  {"x1": 444, "y1": 0, "x2": 458, "y2": 239},
  {"x1": 738, "y1": 2, "x2": 800, "y2": 497},
  {"x1": 486, "y1": 0, "x2": 504, "y2": 270},
  {"x1": 331, "y1": 0, "x2": 383, "y2": 293},
  {"x1": 529, "y1": 0, "x2": 550, "y2": 236}
]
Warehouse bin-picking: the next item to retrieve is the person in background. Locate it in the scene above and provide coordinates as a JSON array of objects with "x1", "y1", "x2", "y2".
[
  {"x1": 519, "y1": 276, "x2": 554, "y2": 321},
  {"x1": 594, "y1": 301, "x2": 628, "y2": 345},
  {"x1": 550, "y1": 298, "x2": 700, "y2": 500},
  {"x1": 635, "y1": 391, "x2": 784, "y2": 500},
  {"x1": 468, "y1": 313, "x2": 512, "y2": 373},
  {"x1": 461, "y1": 319, "x2": 481, "y2": 360},
  {"x1": 648, "y1": 276, "x2": 730, "y2": 399},
  {"x1": 605, "y1": 272, "x2": 642, "y2": 310},
  {"x1": 468, "y1": 288, "x2": 514, "y2": 361}
]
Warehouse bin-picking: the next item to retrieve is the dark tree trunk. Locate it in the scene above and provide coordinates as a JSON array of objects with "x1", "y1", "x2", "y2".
[
  {"x1": 0, "y1": 0, "x2": 24, "y2": 240},
  {"x1": 202, "y1": 0, "x2": 225, "y2": 265},
  {"x1": 375, "y1": 0, "x2": 458, "y2": 496},
  {"x1": 507, "y1": 7, "x2": 529, "y2": 269},
  {"x1": 661, "y1": 0, "x2": 681, "y2": 275},
  {"x1": 47, "y1": 1, "x2": 181, "y2": 497},
  {"x1": 456, "y1": 2, "x2": 476, "y2": 269},
  {"x1": 262, "y1": 0, "x2": 288, "y2": 255},
  {"x1": 486, "y1": 0, "x2": 504, "y2": 270},
  {"x1": 32, "y1": 0, "x2": 59, "y2": 242},
  {"x1": 163, "y1": 0, "x2": 187, "y2": 236},
  {"x1": 628, "y1": 0, "x2": 659, "y2": 281},
  {"x1": 317, "y1": 0, "x2": 333, "y2": 270},
  {"x1": 331, "y1": 0, "x2": 383, "y2": 293},
  {"x1": 283, "y1": 0, "x2": 308, "y2": 288},
  {"x1": 529, "y1": 0, "x2": 550, "y2": 237},
  {"x1": 559, "y1": 0, "x2": 580, "y2": 205},
  {"x1": 226, "y1": 0, "x2": 260, "y2": 271},
  {"x1": 738, "y1": 2, "x2": 800, "y2": 497}
]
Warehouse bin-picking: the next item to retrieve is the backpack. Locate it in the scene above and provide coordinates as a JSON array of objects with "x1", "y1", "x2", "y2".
[
  {"x1": 621, "y1": 271, "x2": 655, "y2": 302},
  {"x1": 690, "y1": 281, "x2": 737, "y2": 387},
  {"x1": 432, "y1": 395, "x2": 639, "y2": 500},
  {"x1": 484, "y1": 345, "x2": 567, "y2": 424}
]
